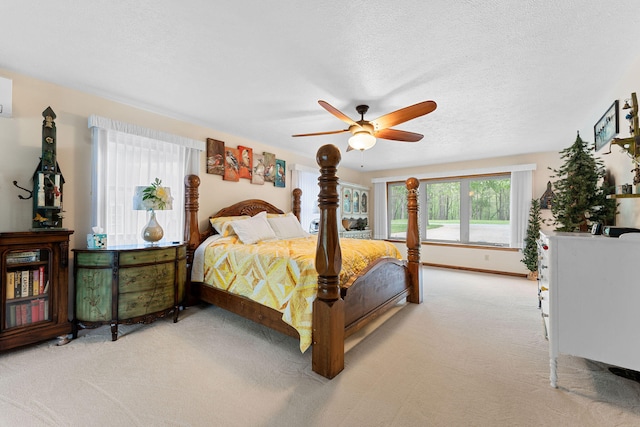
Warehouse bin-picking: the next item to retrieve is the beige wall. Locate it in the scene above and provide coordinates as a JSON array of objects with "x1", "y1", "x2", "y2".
[
  {"x1": 0, "y1": 68, "x2": 365, "y2": 251},
  {"x1": 2, "y1": 62, "x2": 639, "y2": 276}
]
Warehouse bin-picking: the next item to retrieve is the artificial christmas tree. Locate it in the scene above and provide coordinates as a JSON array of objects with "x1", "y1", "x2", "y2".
[
  {"x1": 549, "y1": 132, "x2": 616, "y2": 232},
  {"x1": 521, "y1": 199, "x2": 541, "y2": 279}
]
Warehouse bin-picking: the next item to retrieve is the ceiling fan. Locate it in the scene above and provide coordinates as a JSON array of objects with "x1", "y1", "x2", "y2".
[{"x1": 292, "y1": 99, "x2": 437, "y2": 151}]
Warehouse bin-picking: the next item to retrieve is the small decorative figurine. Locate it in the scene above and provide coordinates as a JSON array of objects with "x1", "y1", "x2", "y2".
[{"x1": 14, "y1": 107, "x2": 65, "y2": 229}]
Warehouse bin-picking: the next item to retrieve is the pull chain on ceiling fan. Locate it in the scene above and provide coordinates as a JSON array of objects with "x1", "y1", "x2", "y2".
[{"x1": 292, "y1": 99, "x2": 437, "y2": 152}]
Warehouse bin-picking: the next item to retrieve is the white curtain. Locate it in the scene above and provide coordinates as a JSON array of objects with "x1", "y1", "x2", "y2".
[
  {"x1": 373, "y1": 182, "x2": 387, "y2": 239},
  {"x1": 509, "y1": 170, "x2": 533, "y2": 248},
  {"x1": 88, "y1": 115, "x2": 205, "y2": 246},
  {"x1": 291, "y1": 165, "x2": 319, "y2": 232}
]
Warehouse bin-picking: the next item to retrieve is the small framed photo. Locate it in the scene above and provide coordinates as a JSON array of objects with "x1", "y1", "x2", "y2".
[{"x1": 594, "y1": 100, "x2": 619, "y2": 151}]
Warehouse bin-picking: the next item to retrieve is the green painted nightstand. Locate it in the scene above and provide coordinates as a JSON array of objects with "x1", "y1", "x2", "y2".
[{"x1": 72, "y1": 243, "x2": 186, "y2": 340}]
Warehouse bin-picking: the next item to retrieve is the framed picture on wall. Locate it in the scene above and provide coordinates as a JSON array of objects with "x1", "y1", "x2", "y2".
[
  {"x1": 223, "y1": 147, "x2": 240, "y2": 182},
  {"x1": 251, "y1": 153, "x2": 265, "y2": 185},
  {"x1": 238, "y1": 145, "x2": 252, "y2": 179},
  {"x1": 263, "y1": 152, "x2": 276, "y2": 183},
  {"x1": 594, "y1": 100, "x2": 619, "y2": 151},
  {"x1": 274, "y1": 159, "x2": 286, "y2": 188},
  {"x1": 206, "y1": 138, "x2": 224, "y2": 175}
]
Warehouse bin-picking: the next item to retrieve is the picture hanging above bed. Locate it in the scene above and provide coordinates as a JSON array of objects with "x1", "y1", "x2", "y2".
[
  {"x1": 263, "y1": 152, "x2": 276, "y2": 183},
  {"x1": 252, "y1": 153, "x2": 265, "y2": 185},
  {"x1": 274, "y1": 159, "x2": 286, "y2": 188},
  {"x1": 238, "y1": 145, "x2": 252, "y2": 179},
  {"x1": 206, "y1": 138, "x2": 224, "y2": 176},
  {"x1": 223, "y1": 147, "x2": 240, "y2": 182}
]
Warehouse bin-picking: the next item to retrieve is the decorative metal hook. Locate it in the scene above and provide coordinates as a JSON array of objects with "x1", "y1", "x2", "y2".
[{"x1": 12, "y1": 180, "x2": 33, "y2": 200}]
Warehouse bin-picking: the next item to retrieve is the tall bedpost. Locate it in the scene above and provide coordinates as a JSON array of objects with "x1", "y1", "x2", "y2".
[
  {"x1": 292, "y1": 188, "x2": 302, "y2": 222},
  {"x1": 406, "y1": 177, "x2": 423, "y2": 303},
  {"x1": 184, "y1": 175, "x2": 201, "y2": 277},
  {"x1": 313, "y1": 144, "x2": 344, "y2": 379}
]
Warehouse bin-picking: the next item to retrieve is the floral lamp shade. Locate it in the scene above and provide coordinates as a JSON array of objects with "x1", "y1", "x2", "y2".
[
  {"x1": 133, "y1": 178, "x2": 173, "y2": 244},
  {"x1": 133, "y1": 178, "x2": 173, "y2": 211}
]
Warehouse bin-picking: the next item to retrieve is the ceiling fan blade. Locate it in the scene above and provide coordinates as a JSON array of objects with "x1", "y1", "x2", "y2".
[
  {"x1": 292, "y1": 129, "x2": 349, "y2": 137},
  {"x1": 318, "y1": 100, "x2": 359, "y2": 127},
  {"x1": 375, "y1": 128, "x2": 424, "y2": 142},
  {"x1": 372, "y1": 100, "x2": 437, "y2": 131}
]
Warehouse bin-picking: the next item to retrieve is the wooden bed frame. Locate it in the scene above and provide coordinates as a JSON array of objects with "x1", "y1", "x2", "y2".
[{"x1": 183, "y1": 144, "x2": 422, "y2": 378}]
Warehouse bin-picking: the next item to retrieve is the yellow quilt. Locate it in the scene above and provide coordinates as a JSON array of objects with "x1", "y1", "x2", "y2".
[{"x1": 201, "y1": 235, "x2": 401, "y2": 352}]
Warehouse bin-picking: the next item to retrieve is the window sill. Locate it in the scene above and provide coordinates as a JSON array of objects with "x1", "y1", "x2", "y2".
[{"x1": 385, "y1": 239, "x2": 517, "y2": 252}]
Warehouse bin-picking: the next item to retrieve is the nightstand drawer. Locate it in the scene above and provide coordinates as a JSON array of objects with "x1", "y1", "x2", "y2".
[
  {"x1": 119, "y1": 262, "x2": 175, "y2": 293},
  {"x1": 119, "y1": 247, "x2": 176, "y2": 266}
]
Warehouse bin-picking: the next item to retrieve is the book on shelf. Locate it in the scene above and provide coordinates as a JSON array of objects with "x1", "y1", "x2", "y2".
[
  {"x1": 6, "y1": 250, "x2": 39, "y2": 264},
  {"x1": 31, "y1": 300, "x2": 40, "y2": 323},
  {"x1": 20, "y1": 270, "x2": 29, "y2": 297},
  {"x1": 20, "y1": 303, "x2": 27, "y2": 326},
  {"x1": 14, "y1": 271, "x2": 20, "y2": 298},
  {"x1": 39, "y1": 298, "x2": 46, "y2": 321},
  {"x1": 32, "y1": 268, "x2": 39, "y2": 296},
  {"x1": 39, "y1": 266, "x2": 45, "y2": 294},
  {"x1": 6, "y1": 272, "x2": 14, "y2": 299}
]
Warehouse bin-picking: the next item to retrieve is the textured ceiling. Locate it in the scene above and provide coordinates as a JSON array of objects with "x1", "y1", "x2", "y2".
[{"x1": 2, "y1": 1, "x2": 640, "y2": 171}]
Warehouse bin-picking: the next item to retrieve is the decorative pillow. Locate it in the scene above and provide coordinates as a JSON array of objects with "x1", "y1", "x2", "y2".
[
  {"x1": 230, "y1": 211, "x2": 276, "y2": 244},
  {"x1": 210, "y1": 215, "x2": 250, "y2": 237},
  {"x1": 267, "y1": 212, "x2": 310, "y2": 239}
]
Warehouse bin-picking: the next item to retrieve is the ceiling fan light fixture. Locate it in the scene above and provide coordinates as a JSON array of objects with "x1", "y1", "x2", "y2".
[{"x1": 348, "y1": 131, "x2": 376, "y2": 151}]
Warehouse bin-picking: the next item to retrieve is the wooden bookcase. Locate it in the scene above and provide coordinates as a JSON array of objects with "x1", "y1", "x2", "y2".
[{"x1": 0, "y1": 230, "x2": 74, "y2": 351}]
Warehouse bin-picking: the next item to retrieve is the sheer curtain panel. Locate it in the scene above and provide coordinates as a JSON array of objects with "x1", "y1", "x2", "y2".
[
  {"x1": 89, "y1": 116, "x2": 205, "y2": 246},
  {"x1": 373, "y1": 182, "x2": 387, "y2": 239},
  {"x1": 509, "y1": 170, "x2": 533, "y2": 248},
  {"x1": 291, "y1": 165, "x2": 319, "y2": 233}
]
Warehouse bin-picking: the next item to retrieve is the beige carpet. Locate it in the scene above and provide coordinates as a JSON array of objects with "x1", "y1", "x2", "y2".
[{"x1": 1, "y1": 267, "x2": 640, "y2": 426}]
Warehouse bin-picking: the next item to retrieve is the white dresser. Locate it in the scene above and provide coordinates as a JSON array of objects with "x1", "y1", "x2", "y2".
[{"x1": 538, "y1": 230, "x2": 640, "y2": 388}]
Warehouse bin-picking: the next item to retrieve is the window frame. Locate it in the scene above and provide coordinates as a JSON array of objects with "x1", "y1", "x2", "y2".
[{"x1": 387, "y1": 172, "x2": 512, "y2": 247}]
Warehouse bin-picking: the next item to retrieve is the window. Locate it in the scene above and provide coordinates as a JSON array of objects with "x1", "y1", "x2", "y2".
[
  {"x1": 388, "y1": 174, "x2": 513, "y2": 247},
  {"x1": 291, "y1": 165, "x2": 320, "y2": 233},
  {"x1": 89, "y1": 116, "x2": 205, "y2": 246}
]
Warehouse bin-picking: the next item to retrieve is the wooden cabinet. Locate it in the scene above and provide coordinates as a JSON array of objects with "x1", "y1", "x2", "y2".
[
  {"x1": 539, "y1": 230, "x2": 640, "y2": 388},
  {"x1": 0, "y1": 230, "x2": 74, "y2": 351},
  {"x1": 73, "y1": 243, "x2": 187, "y2": 341},
  {"x1": 340, "y1": 182, "x2": 371, "y2": 239}
]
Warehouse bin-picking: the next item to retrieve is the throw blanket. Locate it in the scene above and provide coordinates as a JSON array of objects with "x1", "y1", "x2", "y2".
[{"x1": 198, "y1": 235, "x2": 401, "y2": 352}]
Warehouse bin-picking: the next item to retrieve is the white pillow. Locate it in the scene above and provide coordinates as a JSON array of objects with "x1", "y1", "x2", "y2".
[
  {"x1": 210, "y1": 215, "x2": 250, "y2": 237},
  {"x1": 230, "y1": 211, "x2": 276, "y2": 244},
  {"x1": 267, "y1": 212, "x2": 310, "y2": 239}
]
